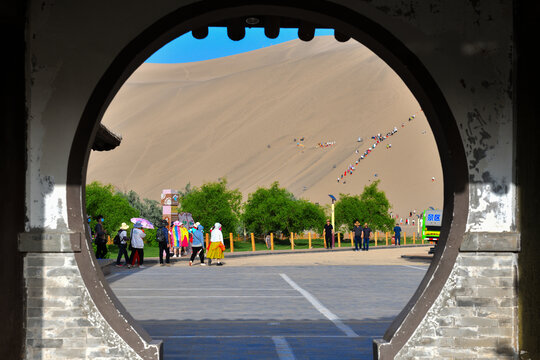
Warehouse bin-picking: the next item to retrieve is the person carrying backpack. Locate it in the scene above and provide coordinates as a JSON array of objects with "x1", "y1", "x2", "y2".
[
  {"x1": 115, "y1": 222, "x2": 130, "y2": 267},
  {"x1": 156, "y1": 219, "x2": 171, "y2": 266}
]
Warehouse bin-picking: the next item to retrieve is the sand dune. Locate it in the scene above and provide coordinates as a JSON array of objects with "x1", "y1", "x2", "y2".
[{"x1": 87, "y1": 36, "x2": 443, "y2": 218}]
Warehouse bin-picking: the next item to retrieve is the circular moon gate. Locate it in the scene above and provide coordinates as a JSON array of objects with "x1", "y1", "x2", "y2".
[{"x1": 66, "y1": 2, "x2": 468, "y2": 359}]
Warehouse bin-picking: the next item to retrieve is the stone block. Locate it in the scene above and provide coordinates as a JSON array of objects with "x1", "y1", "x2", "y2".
[
  {"x1": 439, "y1": 306, "x2": 474, "y2": 317},
  {"x1": 499, "y1": 298, "x2": 517, "y2": 307},
  {"x1": 478, "y1": 326, "x2": 513, "y2": 337},
  {"x1": 62, "y1": 338, "x2": 87, "y2": 348},
  {"x1": 18, "y1": 231, "x2": 82, "y2": 253},
  {"x1": 497, "y1": 277, "x2": 516, "y2": 287},
  {"x1": 26, "y1": 318, "x2": 66, "y2": 330},
  {"x1": 25, "y1": 254, "x2": 66, "y2": 267},
  {"x1": 436, "y1": 327, "x2": 478, "y2": 337},
  {"x1": 455, "y1": 316, "x2": 499, "y2": 327},
  {"x1": 456, "y1": 296, "x2": 499, "y2": 307},
  {"x1": 51, "y1": 348, "x2": 87, "y2": 359},
  {"x1": 460, "y1": 232, "x2": 520, "y2": 252},
  {"x1": 26, "y1": 297, "x2": 68, "y2": 308},
  {"x1": 26, "y1": 338, "x2": 63, "y2": 348},
  {"x1": 46, "y1": 267, "x2": 80, "y2": 277},
  {"x1": 46, "y1": 286, "x2": 83, "y2": 297},
  {"x1": 476, "y1": 287, "x2": 514, "y2": 298},
  {"x1": 480, "y1": 268, "x2": 513, "y2": 277},
  {"x1": 477, "y1": 306, "x2": 515, "y2": 318},
  {"x1": 459, "y1": 255, "x2": 495, "y2": 267},
  {"x1": 57, "y1": 327, "x2": 88, "y2": 338},
  {"x1": 65, "y1": 318, "x2": 92, "y2": 327}
]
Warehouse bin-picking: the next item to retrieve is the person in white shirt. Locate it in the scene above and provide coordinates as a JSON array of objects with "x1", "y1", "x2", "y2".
[
  {"x1": 207, "y1": 222, "x2": 224, "y2": 266},
  {"x1": 129, "y1": 221, "x2": 146, "y2": 268},
  {"x1": 115, "y1": 222, "x2": 130, "y2": 267}
]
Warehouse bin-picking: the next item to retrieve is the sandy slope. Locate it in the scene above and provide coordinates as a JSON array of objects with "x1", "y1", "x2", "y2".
[{"x1": 87, "y1": 36, "x2": 443, "y2": 218}]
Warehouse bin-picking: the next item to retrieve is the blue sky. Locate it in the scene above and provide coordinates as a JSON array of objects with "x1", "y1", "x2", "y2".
[{"x1": 146, "y1": 27, "x2": 334, "y2": 63}]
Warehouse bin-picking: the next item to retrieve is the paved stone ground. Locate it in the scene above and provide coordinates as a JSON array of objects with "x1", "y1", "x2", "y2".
[{"x1": 107, "y1": 260, "x2": 427, "y2": 359}]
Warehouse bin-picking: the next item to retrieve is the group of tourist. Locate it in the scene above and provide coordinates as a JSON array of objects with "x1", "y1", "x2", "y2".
[
  {"x1": 323, "y1": 219, "x2": 405, "y2": 250},
  {"x1": 92, "y1": 215, "x2": 226, "y2": 268},
  {"x1": 323, "y1": 219, "x2": 374, "y2": 251},
  {"x1": 337, "y1": 112, "x2": 419, "y2": 184}
]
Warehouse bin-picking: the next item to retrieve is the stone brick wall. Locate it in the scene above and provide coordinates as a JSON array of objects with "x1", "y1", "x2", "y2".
[
  {"x1": 24, "y1": 253, "x2": 142, "y2": 359},
  {"x1": 395, "y1": 252, "x2": 518, "y2": 359}
]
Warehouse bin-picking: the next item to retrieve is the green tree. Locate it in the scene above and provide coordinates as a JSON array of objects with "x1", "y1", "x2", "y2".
[
  {"x1": 85, "y1": 181, "x2": 139, "y2": 236},
  {"x1": 334, "y1": 180, "x2": 394, "y2": 232},
  {"x1": 359, "y1": 180, "x2": 394, "y2": 232},
  {"x1": 334, "y1": 193, "x2": 364, "y2": 231},
  {"x1": 243, "y1": 182, "x2": 326, "y2": 235},
  {"x1": 293, "y1": 199, "x2": 326, "y2": 234},
  {"x1": 243, "y1": 182, "x2": 296, "y2": 235},
  {"x1": 118, "y1": 190, "x2": 161, "y2": 226},
  {"x1": 180, "y1": 179, "x2": 241, "y2": 234}
]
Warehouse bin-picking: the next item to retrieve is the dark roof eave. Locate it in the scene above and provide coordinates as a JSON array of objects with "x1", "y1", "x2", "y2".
[{"x1": 92, "y1": 124, "x2": 122, "y2": 151}]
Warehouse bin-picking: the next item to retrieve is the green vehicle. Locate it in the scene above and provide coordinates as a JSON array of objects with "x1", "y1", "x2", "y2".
[{"x1": 422, "y1": 209, "x2": 442, "y2": 254}]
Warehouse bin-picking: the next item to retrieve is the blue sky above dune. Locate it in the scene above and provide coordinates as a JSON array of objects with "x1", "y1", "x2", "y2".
[{"x1": 146, "y1": 27, "x2": 334, "y2": 63}]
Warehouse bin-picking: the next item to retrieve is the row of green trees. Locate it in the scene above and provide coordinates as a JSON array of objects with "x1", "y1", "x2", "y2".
[
  {"x1": 85, "y1": 182, "x2": 162, "y2": 244},
  {"x1": 85, "y1": 179, "x2": 394, "y2": 240}
]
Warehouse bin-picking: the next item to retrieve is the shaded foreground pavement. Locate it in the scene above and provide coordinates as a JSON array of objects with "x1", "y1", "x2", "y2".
[{"x1": 107, "y1": 263, "x2": 428, "y2": 359}]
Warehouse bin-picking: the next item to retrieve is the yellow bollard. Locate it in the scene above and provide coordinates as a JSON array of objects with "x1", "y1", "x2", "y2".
[
  {"x1": 375, "y1": 232, "x2": 378, "y2": 247},
  {"x1": 413, "y1": 232, "x2": 416, "y2": 244},
  {"x1": 230, "y1": 233, "x2": 234, "y2": 252},
  {"x1": 251, "y1": 233, "x2": 255, "y2": 251},
  {"x1": 291, "y1": 233, "x2": 295, "y2": 250},
  {"x1": 271, "y1": 233, "x2": 274, "y2": 251},
  {"x1": 350, "y1": 232, "x2": 353, "y2": 247},
  {"x1": 386, "y1": 232, "x2": 388, "y2": 246},
  {"x1": 338, "y1": 232, "x2": 341, "y2": 247},
  {"x1": 205, "y1": 233, "x2": 209, "y2": 248},
  {"x1": 404, "y1": 232, "x2": 407, "y2": 245},
  {"x1": 308, "y1": 232, "x2": 312, "y2": 249}
]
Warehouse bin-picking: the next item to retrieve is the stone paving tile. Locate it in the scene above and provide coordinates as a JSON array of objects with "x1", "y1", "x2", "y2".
[
  {"x1": 141, "y1": 320, "x2": 348, "y2": 337},
  {"x1": 108, "y1": 265, "x2": 426, "y2": 359},
  {"x1": 288, "y1": 337, "x2": 372, "y2": 359}
]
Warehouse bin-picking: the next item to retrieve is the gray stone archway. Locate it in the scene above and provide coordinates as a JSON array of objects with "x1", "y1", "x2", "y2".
[{"x1": 2, "y1": 1, "x2": 534, "y2": 359}]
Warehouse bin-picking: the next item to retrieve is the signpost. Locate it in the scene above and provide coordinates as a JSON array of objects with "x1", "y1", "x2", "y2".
[{"x1": 329, "y1": 194, "x2": 337, "y2": 248}]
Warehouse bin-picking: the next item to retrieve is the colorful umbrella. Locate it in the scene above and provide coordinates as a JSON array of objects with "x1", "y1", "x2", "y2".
[{"x1": 130, "y1": 217, "x2": 154, "y2": 229}]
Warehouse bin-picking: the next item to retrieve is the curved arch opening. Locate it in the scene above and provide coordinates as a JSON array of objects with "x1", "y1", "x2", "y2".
[{"x1": 67, "y1": 2, "x2": 468, "y2": 358}]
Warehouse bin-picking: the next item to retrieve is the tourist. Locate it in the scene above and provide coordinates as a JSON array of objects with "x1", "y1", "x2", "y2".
[
  {"x1": 169, "y1": 221, "x2": 181, "y2": 257},
  {"x1": 393, "y1": 223, "x2": 402, "y2": 246},
  {"x1": 189, "y1": 223, "x2": 206, "y2": 266},
  {"x1": 179, "y1": 223, "x2": 190, "y2": 257},
  {"x1": 129, "y1": 221, "x2": 146, "y2": 268},
  {"x1": 265, "y1": 234, "x2": 271, "y2": 249},
  {"x1": 362, "y1": 223, "x2": 372, "y2": 251},
  {"x1": 323, "y1": 219, "x2": 334, "y2": 249},
  {"x1": 115, "y1": 222, "x2": 130, "y2": 267},
  {"x1": 94, "y1": 215, "x2": 107, "y2": 259},
  {"x1": 156, "y1": 219, "x2": 171, "y2": 266},
  {"x1": 87, "y1": 216, "x2": 94, "y2": 241},
  {"x1": 353, "y1": 220, "x2": 362, "y2": 251},
  {"x1": 207, "y1": 223, "x2": 225, "y2": 266}
]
